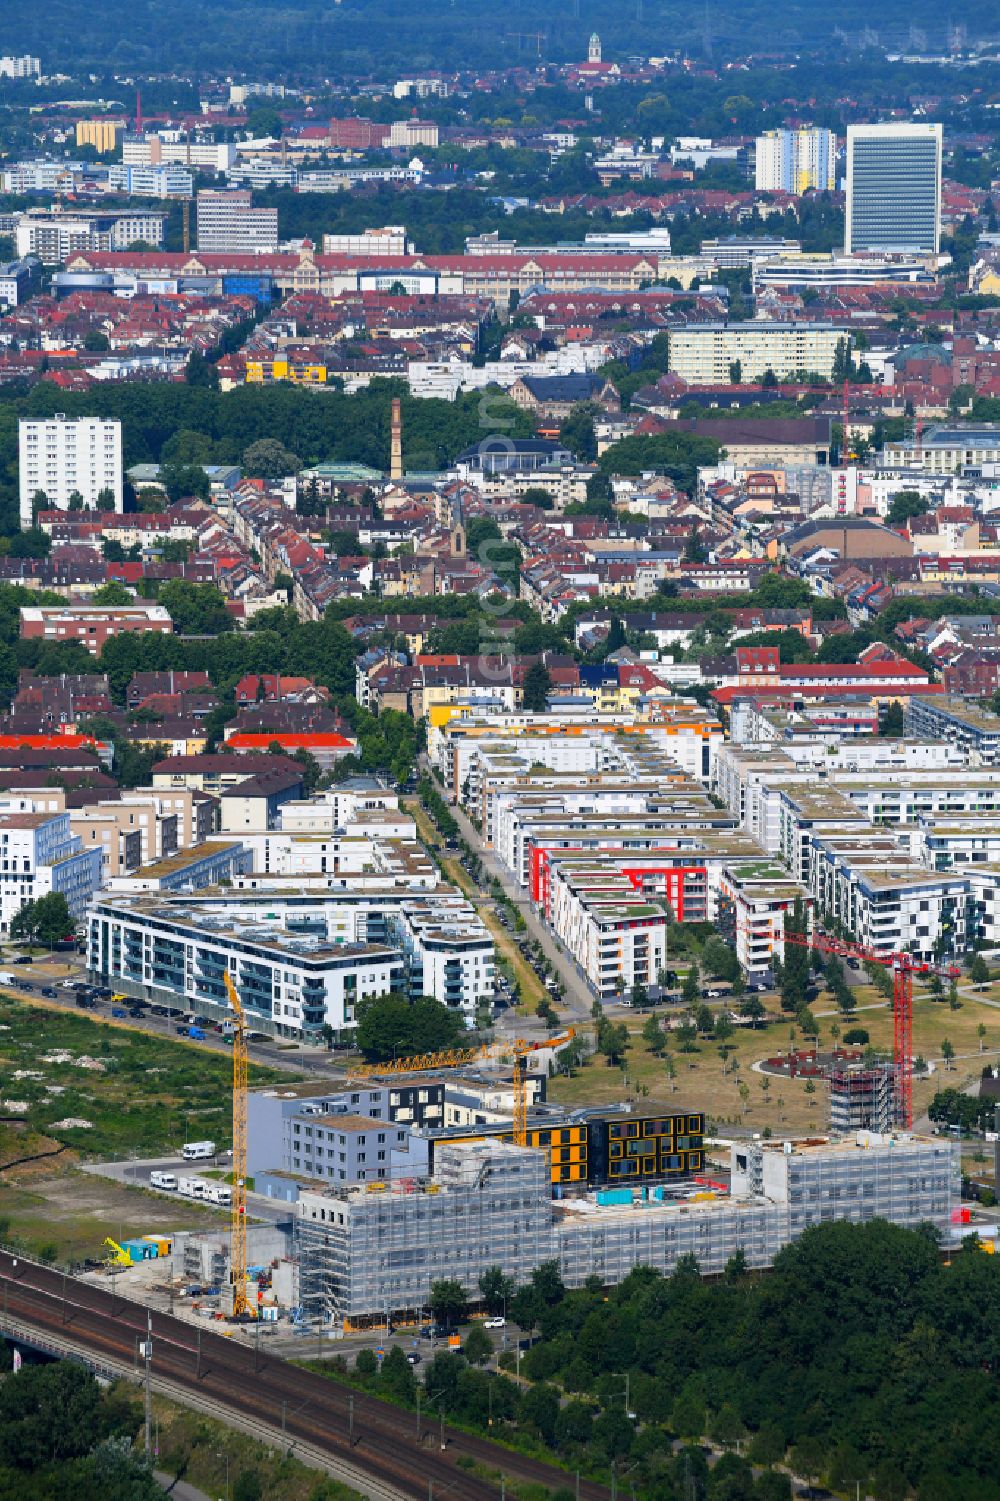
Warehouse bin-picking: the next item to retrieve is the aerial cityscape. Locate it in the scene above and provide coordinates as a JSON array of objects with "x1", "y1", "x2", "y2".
[{"x1": 0, "y1": 4, "x2": 998, "y2": 1499}]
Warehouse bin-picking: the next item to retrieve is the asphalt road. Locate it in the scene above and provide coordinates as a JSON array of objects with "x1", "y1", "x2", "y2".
[
  {"x1": 82, "y1": 1154, "x2": 296, "y2": 1230},
  {"x1": 427, "y1": 762, "x2": 595, "y2": 1024}
]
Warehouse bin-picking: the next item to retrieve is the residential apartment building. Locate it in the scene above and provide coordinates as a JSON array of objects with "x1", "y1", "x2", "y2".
[
  {"x1": 14, "y1": 209, "x2": 166, "y2": 264},
  {"x1": 18, "y1": 415, "x2": 122, "y2": 522},
  {"x1": 0, "y1": 56, "x2": 40, "y2": 78},
  {"x1": 196, "y1": 190, "x2": 278, "y2": 254},
  {"x1": 107, "y1": 164, "x2": 194, "y2": 198},
  {"x1": 882, "y1": 424, "x2": 1000, "y2": 476},
  {"x1": 19, "y1": 603, "x2": 171, "y2": 656},
  {"x1": 845, "y1": 122, "x2": 942, "y2": 255},
  {"x1": 87, "y1": 893, "x2": 404, "y2": 1040},
  {"x1": 668, "y1": 323, "x2": 845, "y2": 384},
  {"x1": 0, "y1": 810, "x2": 102, "y2": 934},
  {"x1": 87, "y1": 879, "x2": 493, "y2": 1037},
  {"x1": 755, "y1": 128, "x2": 836, "y2": 194}
]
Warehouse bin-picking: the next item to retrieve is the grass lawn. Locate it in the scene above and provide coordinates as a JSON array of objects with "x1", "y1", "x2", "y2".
[
  {"x1": 0, "y1": 997, "x2": 290, "y2": 1159},
  {"x1": 548, "y1": 982, "x2": 1000, "y2": 1136},
  {"x1": 0, "y1": 1165, "x2": 227, "y2": 1264}
]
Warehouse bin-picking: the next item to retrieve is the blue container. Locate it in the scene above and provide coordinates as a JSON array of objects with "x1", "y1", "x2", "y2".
[{"x1": 596, "y1": 1188, "x2": 634, "y2": 1206}]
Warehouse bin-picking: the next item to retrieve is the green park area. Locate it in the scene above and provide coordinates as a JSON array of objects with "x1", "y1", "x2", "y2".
[
  {"x1": 549, "y1": 982, "x2": 1000, "y2": 1137},
  {"x1": 0, "y1": 996, "x2": 289, "y2": 1159}
]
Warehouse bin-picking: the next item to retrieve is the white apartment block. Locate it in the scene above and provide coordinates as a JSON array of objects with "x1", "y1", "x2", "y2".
[
  {"x1": 0, "y1": 810, "x2": 102, "y2": 935},
  {"x1": 14, "y1": 210, "x2": 165, "y2": 265},
  {"x1": 122, "y1": 136, "x2": 237, "y2": 173},
  {"x1": 19, "y1": 415, "x2": 123, "y2": 523},
  {"x1": 668, "y1": 322, "x2": 845, "y2": 383},
  {"x1": 196, "y1": 189, "x2": 278, "y2": 254},
  {"x1": 546, "y1": 857, "x2": 669, "y2": 999},
  {"x1": 107, "y1": 164, "x2": 194, "y2": 198},
  {"x1": 87, "y1": 884, "x2": 494, "y2": 1037},
  {"x1": 755, "y1": 128, "x2": 836, "y2": 194},
  {"x1": 0, "y1": 55, "x2": 40, "y2": 78},
  {"x1": 321, "y1": 226, "x2": 412, "y2": 256}
]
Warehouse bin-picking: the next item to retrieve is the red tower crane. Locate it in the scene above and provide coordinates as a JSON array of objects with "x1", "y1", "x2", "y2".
[{"x1": 782, "y1": 929, "x2": 960, "y2": 1128}]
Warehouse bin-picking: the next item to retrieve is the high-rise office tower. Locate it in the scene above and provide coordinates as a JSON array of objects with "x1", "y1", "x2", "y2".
[
  {"x1": 755, "y1": 128, "x2": 836, "y2": 194},
  {"x1": 845, "y1": 122, "x2": 942, "y2": 255}
]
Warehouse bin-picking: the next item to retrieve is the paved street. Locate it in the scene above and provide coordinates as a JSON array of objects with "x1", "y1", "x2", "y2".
[{"x1": 430, "y1": 763, "x2": 595, "y2": 1025}]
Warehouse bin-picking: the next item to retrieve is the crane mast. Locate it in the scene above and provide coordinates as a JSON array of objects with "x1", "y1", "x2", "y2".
[{"x1": 224, "y1": 971, "x2": 252, "y2": 1319}]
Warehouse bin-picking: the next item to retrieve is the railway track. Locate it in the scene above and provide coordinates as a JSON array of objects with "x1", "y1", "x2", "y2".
[{"x1": 0, "y1": 1252, "x2": 609, "y2": 1501}]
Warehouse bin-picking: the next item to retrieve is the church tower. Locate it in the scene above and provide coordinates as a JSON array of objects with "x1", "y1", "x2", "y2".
[{"x1": 588, "y1": 32, "x2": 602, "y2": 62}]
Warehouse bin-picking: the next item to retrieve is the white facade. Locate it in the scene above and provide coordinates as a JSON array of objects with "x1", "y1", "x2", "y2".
[
  {"x1": 0, "y1": 811, "x2": 102, "y2": 935},
  {"x1": 196, "y1": 190, "x2": 278, "y2": 254},
  {"x1": 321, "y1": 227, "x2": 412, "y2": 256},
  {"x1": 15, "y1": 210, "x2": 165, "y2": 264},
  {"x1": 668, "y1": 322, "x2": 845, "y2": 383},
  {"x1": 755, "y1": 128, "x2": 836, "y2": 194},
  {"x1": 107, "y1": 164, "x2": 194, "y2": 198},
  {"x1": 19, "y1": 415, "x2": 123, "y2": 522},
  {"x1": 87, "y1": 886, "x2": 494, "y2": 1036},
  {"x1": 0, "y1": 55, "x2": 40, "y2": 78}
]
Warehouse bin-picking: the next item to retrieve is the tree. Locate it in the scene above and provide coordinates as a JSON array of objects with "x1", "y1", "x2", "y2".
[
  {"x1": 682, "y1": 962, "x2": 701, "y2": 1008},
  {"x1": 941, "y1": 1038, "x2": 955, "y2": 1069},
  {"x1": 790, "y1": 1438, "x2": 825, "y2": 1498},
  {"x1": 158, "y1": 580, "x2": 232, "y2": 635},
  {"x1": 11, "y1": 892, "x2": 74, "y2": 950},
  {"x1": 780, "y1": 898, "x2": 810, "y2": 1012},
  {"x1": 463, "y1": 1324, "x2": 493, "y2": 1365},
  {"x1": 522, "y1": 661, "x2": 553, "y2": 712},
  {"x1": 741, "y1": 996, "x2": 765, "y2": 1028},
  {"x1": 92, "y1": 580, "x2": 134, "y2": 606},
  {"x1": 429, "y1": 1278, "x2": 468, "y2": 1326},
  {"x1": 970, "y1": 954, "x2": 991, "y2": 987},
  {"x1": 596, "y1": 1016, "x2": 630, "y2": 1066},
  {"x1": 881, "y1": 700, "x2": 905, "y2": 737},
  {"x1": 479, "y1": 1265, "x2": 514, "y2": 1314},
  {"x1": 711, "y1": 1403, "x2": 746, "y2": 1450},
  {"x1": 233, "y1": 1471, "x2": 263, "y2": 1501},
  {"x1": 0, "y1": 1361, "x2": 106, "y2": 1468},
  {"x1": 886, "y1": 490, "x2": 929, "y2": 527},
  {"x1": 242, "y1": 438, "x2": 302, "y2": 481},
  {"x1": 642, "y1": 1014, "x2": 666, "y2": 1055},
  {"x1": 185, "y1": 348, "x2": 220, "y2": 388},
  {"x1": 355, "y1": 992, "x2": 467, "y2": 1061}
]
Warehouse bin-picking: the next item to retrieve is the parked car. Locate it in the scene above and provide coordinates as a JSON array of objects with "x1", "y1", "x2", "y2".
[
  {"x1": 483, "y1": 1316, "x2": 506, "y2": 1329},
  {"x1": 41, "y1": 987, "x2": 57, "y2": 999},
  {"x1": 406, "y1": 1352, "x2": 422, "y2": 1365},
  {"x1": 112, "y1": 1007, "x2": 128, "y2": 1018},
  {"x1": 13, "y1": 954, "x2": 32, "y2": 964}
]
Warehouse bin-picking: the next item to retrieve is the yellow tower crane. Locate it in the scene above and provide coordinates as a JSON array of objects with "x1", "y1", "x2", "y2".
[
  {"x1": 349, "y1": 1029, "x2": 576, "y2": 1148},
  {"x1": 224, "y1": 971, "x2": 253, "y2": 1319}
]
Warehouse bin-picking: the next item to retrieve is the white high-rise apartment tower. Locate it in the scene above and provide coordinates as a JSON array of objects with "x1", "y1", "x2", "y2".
[
  {"x1": 19, "y1": 415, "x2": 123, "y2": 525},
  {"x1": 845, "y1": 122, "x2": 942, "y2": 255},
  {"x1": 755, "y1": 128, "x2": 837, "y2": 194}
]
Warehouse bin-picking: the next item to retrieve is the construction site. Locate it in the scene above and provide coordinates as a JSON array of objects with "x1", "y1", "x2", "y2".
[{"x1": 83, "y1": 965, "x2": 962, "y2": 1331}]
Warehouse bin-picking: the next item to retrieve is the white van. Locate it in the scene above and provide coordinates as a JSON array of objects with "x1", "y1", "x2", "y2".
[
  {"x1": 182, "y1": 1140, "x2": 216, "y2": 1161},
  {"x1": 149, "y1": 1171, "x2": 177, "y2": 1191}
]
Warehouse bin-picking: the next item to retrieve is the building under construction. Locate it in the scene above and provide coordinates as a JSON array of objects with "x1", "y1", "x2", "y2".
[
  {"x1": 828, "y1": 1059, "x2": 897, "y2": 1134},
  {"x1": 297, "y1": 1130, "x2": 959, "y2": 1326}
]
